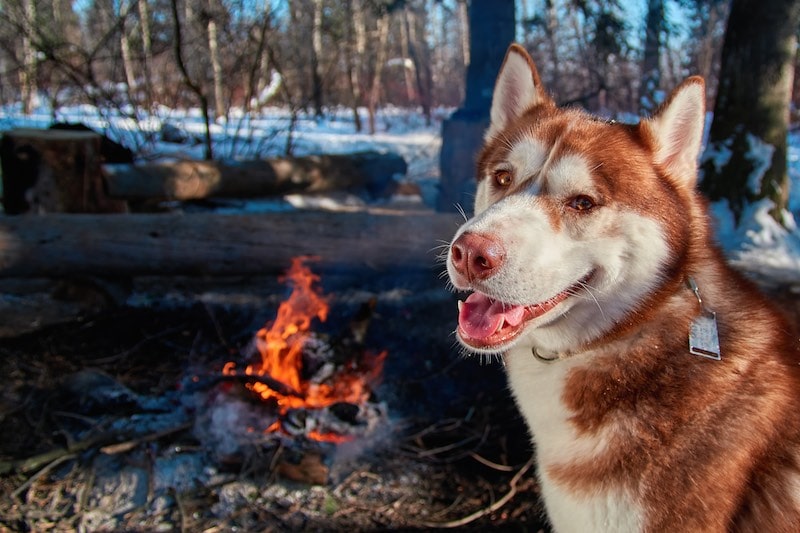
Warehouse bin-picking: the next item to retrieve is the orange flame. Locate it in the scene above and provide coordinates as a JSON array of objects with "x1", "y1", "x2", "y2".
[{"x1": 223, "y1": 257, "x2": 386, "y2": 441}]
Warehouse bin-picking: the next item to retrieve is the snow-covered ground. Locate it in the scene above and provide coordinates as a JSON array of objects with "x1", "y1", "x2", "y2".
[{"x1": 1, "y1": 103, "x2": 799, "y2": 285}]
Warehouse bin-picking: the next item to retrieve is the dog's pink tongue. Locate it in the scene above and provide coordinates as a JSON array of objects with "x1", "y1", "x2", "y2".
[{"x1": 459, "y1": 293, "x2": 526, "y2": 340}]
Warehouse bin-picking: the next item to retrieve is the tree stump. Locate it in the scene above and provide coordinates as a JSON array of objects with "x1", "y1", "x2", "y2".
[{"x1": 1, "y1": 128, "x2": 128, "y2": 214}]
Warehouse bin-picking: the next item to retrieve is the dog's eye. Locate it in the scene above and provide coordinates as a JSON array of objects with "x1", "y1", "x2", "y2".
[
  {"x1": 568, "y1": 195, "x2": 595, "y2": 212},
  {"x1": 493, "y1": 170, "x2": 513, "y2": 188}
]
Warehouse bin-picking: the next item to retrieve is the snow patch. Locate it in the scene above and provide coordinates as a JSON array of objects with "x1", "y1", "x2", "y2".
[{"x1": 745, "y1": 133, "x2": 775, "y2": 195}]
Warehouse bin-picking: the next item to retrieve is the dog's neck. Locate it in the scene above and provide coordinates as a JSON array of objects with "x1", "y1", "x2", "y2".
[{"x1": 526, "y1": 276, "x2": 715, "y2": 365}]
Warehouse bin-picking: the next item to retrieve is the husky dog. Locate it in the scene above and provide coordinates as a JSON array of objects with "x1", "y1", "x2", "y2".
[{"x1": 446, "y1": 44, "x2": 800, "y2": 532}]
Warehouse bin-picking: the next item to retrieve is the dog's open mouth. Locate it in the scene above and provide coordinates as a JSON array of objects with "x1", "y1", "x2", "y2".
[{"x1": 456, "y1": 272, "x2": 594, "y2": 350}]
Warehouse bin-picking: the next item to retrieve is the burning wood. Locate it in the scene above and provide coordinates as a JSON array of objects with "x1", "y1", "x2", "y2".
[{"x1": 221, "y1": 257, "x2": 387, "y2": 443}]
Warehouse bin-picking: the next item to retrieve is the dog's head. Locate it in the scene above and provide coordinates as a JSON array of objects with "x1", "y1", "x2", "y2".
[{"x1": 446, "y1": 44, "x2": 706, "y2": 356}]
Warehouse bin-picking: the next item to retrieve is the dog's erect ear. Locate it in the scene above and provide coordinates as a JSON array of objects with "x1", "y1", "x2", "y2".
[
  {"x1": 486, "y1": 44, "x2": 551, "y2": 139},
  {"x1": 641, "y1": 77, "x2": 706, "y2": 187}
]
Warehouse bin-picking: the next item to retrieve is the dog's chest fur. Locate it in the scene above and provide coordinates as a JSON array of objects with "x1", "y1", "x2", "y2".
[{"x1": 505, "y1": 346, "x2": 645, "y2": 532}]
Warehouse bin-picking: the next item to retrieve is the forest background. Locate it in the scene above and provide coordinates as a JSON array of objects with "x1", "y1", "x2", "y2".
[
  {"x1": 1, "y1": 0, "x2": 798, "y2": 221},
  {"x1": 0, "y1": 0, "x2": 735, "y2": 142}
]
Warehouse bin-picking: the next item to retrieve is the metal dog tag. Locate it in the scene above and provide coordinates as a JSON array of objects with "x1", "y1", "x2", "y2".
[
  {"x1": 686, "y1": 277, "x2": 721, "y2": 360},
  {"x1": 689, "y1": 310, "x2": 721, "y2": 360}
]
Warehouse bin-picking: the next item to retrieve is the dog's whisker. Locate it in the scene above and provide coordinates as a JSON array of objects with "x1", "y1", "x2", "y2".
[
  {"x1": 453, "y1": 203, "x2": 469, "y2": 222},
  {"x1": 576, "y1": 281, "x2": 605, "y2": 318}
]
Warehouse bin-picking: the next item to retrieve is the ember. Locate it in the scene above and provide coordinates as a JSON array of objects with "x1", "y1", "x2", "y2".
[{"x1": 222, "y1": 257, "x2": 386, "y2": 441}]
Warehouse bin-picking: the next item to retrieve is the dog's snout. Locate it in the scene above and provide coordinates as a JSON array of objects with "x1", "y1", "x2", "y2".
[{"x1": 450, "y1": 232, "x2": 506, "y2": 282}]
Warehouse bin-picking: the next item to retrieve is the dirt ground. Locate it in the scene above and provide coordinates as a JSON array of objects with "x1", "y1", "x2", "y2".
[
  {"x1": 0, "y1": 273, "x2": 551, "y2": 532},
  {"x1": 1, "y1": 270, "x2": 799, "y2": 533}
]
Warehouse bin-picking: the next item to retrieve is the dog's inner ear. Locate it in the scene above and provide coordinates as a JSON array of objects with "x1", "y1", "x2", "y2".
[
  {"x1": 487, "y1": 44, "x2": 550, "y2": 139},
  {"x1": 642, "y1": 77, "x2": 706, "y2": 187}
]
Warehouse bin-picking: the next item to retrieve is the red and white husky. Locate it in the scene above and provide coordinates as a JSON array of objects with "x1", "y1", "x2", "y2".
[{"x1": 446, "y1": 44, "x2": 800, "y2": 531}]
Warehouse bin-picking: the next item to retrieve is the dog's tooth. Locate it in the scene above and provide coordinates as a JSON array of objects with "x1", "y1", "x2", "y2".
[{"x1": 458, "y1": 300, "x2": 464, "y2": 312}]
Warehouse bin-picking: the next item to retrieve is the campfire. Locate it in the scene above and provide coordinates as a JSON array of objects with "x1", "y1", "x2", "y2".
[
  {"x1": 220, "y1": 257, "x2": 387, "y2": 444},
  {"x1": 0, "y1": 256, "x2": 546, "y2": 531}
]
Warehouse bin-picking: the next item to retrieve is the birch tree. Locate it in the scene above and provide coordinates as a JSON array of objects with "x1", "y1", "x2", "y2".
[
  {"x1": 310, "y1": 0, "x2": 324, "y2": 117},
  {"x1": 367, "y1": 5, "x2": 389, "y2": 135},
  {"x1": 20, "y1": 0, "x2": 37, "y2": 114},
  {"x1": 137, "y1": 0, "x2": 153, "y2": 109},
  {"x1": 206, "y1": 0, "x2": 226, "y2": 119}
]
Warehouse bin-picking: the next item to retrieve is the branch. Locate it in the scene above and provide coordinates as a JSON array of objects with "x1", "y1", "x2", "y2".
[
  {"x1": 169, "y1": 0, "x2": 213, "y2": 160},
  {"x1": 416, "y1": 454, "x2": 536, "y2": 528}
]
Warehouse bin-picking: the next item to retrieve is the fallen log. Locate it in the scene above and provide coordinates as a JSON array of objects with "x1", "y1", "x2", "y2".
[
  {"x1": 102, "y1": 151, "x2": 407, "y2": 201},
  {"x1": 0, "y1": 210, "x2": 461, "y2": 277}
]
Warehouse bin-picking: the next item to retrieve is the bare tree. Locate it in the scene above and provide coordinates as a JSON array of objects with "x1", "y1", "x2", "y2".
[
  {"x1": 120, "y1": 6, "x2": 137, "y2": 100},
  {"x1": 346, "y1": 0, "x2": 366, "y2": 131},
  {"x1": 310, "y1": 0, "x2": 324, "y2": 117},
  {"x1": 403, "y1": 1, "x2": 432, "y2": 125},
  {"x1": 170, "y1": 0, "x2": 213, "y2": 159},
  {"x1": 206, "y1": 0, "x2": 226, "y2": 119},
  {"x1": 367, "y1": 5, "x2": 389, "y2": 135},
  {"x1": 640, "y1": 0, "x2": 664, "y2": 114},
  {"x1": 20, "y1": 0, "x2": 37, "y2": 114},
  {"x1": 137, "y1": 0, "x2": 154, "y2": 110}
]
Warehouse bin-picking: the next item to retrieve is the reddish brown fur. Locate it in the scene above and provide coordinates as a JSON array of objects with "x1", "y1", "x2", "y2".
[
  {"x1": 502, "y1": 107, "x2": 800, "y2": 532},
  {"x1": 473, "y1": 62, "x2": 800, "y2": 530}
]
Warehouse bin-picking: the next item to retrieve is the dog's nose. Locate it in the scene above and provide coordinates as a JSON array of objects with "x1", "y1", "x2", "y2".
[{"x1": 450, "y1": 232, "x2": 505, "y2": 281}]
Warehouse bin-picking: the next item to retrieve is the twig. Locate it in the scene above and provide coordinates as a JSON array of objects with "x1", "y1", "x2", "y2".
[
  {"x1": 90, "y1": 327, "x2": 183, "y2": 365},
  {"x1": 1, "y1": 421, "x2": 193, "y2": 476},
  {"x1": 468, "y1": 451, "x2": 517, "y2": 472},
  {"x1": 99, "y1": 421, "x2": 193, "y2": 455},
  {"x1": 416, "y1": 454, "x2": 536, "y2": 529},
  {"x1": 0, "y1": 434, "x2": 104, "y2": 476},
  {"x1": 173, "y1": 487, "x2": 188, "y2": 533},
  {"x1": 10, "y1": 453, "x2": 76, "y2": 500},
  {"x1": 203, "y1": 302, "x2": 230, "y2": 351}
]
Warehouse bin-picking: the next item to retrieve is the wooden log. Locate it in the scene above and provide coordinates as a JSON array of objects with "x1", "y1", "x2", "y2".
[
  {"x1": 0, "y1": 210, "x2": 461, "y2": 277},
  {"x1": 101, "y1": 151, "x2": 407, "y2": 201},
  {"x1": 1, "y1": 128, "x2": 129, "y2": 214}
]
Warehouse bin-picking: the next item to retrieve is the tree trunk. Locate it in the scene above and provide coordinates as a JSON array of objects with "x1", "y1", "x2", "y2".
[
  {"x1": 311, "y1": 0, "x2": 324, "y2": 118},
  {"x1": 207, "y1": 7, "x2": 226, "y2": 120},
  {"x1": 544, "y1": 0, "x2": 561, "y2": 92},
  {"x1": 171, "y1": 0, "x2": 213, "y2": 159},
  {"x1": 403, "y1": 6, "x2": 432, "y2": 126},
  {"x1": 137, "y1": 0, "x2": 154, "y2": 110},
  {"x1": 120, "y1": 15, "x2": 138, "y2": 100},
  {"x1": 437, "y1": 0, "x2": 515, "y2": 213},
  {"x1": 347, "y1": 0, "x2": 366, "y2": 132},
  {"x1": 457, "y1": 0, "x2": 469, "y2": 67},
  {"x1": 367, "y1": 10, "x2": 390, "y2": 135},
  {"x1": 700, "y1": 0, "x2": 800, "y2": 223},
  {"x1": 400, "y1": 8, "x2": 416, "y2": 104},
  {"x1": 0, "y1": 211, "x2": 463, "y2": 277},
  {"x1": 640, "y1": 0, "x2": 664, "y2": 114},
  {"x1": 20, "y1": 0, "x2": 37, "y2": 115}
]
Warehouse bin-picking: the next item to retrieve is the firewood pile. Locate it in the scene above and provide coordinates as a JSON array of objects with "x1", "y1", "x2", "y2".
[{"x1": 0, "y1": 268, "x2": 550, "y2": 532}]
